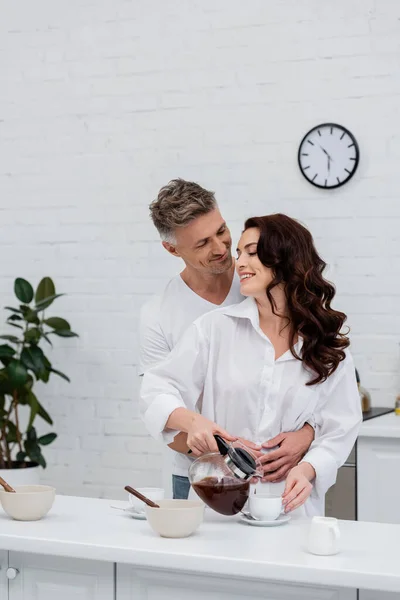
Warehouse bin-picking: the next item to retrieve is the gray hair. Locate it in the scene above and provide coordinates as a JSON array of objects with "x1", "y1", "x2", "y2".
[{"x1": 149, "y1": 179, "x2": 217, "y2": 244}]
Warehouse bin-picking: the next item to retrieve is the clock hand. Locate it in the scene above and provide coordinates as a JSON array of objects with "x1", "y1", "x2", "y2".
[{"x1": 319, "y1": 145, "x2": 333, "y2": 161}]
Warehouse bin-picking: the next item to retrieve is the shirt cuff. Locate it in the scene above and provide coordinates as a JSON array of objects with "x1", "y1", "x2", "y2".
[
  {"x1": 142, "y1": 393, "x2": 186, "y2": 444},
  {"x1": 300, "y1": 447, "x2": 337, "y2": 499}
]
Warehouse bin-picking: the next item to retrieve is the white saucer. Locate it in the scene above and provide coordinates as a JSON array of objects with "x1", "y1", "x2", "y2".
[
  {"x1": 130, "y1": 511, "x2": 146, "y2": 520},
  {"x1": 239, "y1": 514, "x2": 291, "y2": 527},
  {"x1": 110, "y1": 504, "x2": 147, "y2": 520}
]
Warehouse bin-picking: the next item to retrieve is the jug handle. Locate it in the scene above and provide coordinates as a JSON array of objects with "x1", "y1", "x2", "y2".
[{"x1": 214, "y1": 435, "x2": 229, "y2": 455}]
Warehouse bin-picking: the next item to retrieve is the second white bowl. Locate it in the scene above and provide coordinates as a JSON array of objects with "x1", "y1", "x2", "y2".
[{"x1": 145, "y1": 499, "x2": 204, "y2": 538}]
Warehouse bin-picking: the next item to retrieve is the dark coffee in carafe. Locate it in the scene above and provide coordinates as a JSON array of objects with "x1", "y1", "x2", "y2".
[{"x1": 192, "y1": 476, "x2": 250, "y2": 516}]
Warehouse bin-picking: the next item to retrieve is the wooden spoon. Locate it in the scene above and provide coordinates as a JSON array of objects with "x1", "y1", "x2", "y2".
[
  {"x1": 0, "y1": 477, "x2": 16, "y2": 493},
  {"x1": 124, "y1": 485, "x2": 160, "y2": 508}
]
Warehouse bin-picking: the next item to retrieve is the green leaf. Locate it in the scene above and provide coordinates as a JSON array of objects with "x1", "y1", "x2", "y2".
[
  {"x1": 7, "y1": 323, "x2": 23, "y2": 330},
  {"x1": 24, "y1": 439, "x2": 46, "y2": 468},
  {"x1": 50, "y1": 368, "x2": 70, "y2": 383},
  {"x1": 24, "y1": 375, "x2": 34, "y2": 391},
  {"x1": 44, "y1": 317, "x2": 70, "y2": 330},
  {"x1": 4, "y1": 306, "x2": 23, "y2": 314},
  {"x1": 7, "y1": 314, "x2": 23, "y2": 322},
  {"x1": 37, "y1": 401, "x2": 53, "y2": 425},
  {"x1": 37, "y1": 453, "x2": 46, "y2": 468},
  {"x1": 25, "y1": 309, "x2": 39, "y2": 324},
  {"x1": 16, "y1": 451, "x2": 27, "y2": 462},
  {"x1": 27, "y1": 426, "x2": 37, "y2": 442},
  {"x1": 14, "y1": 278, "x2": 34, "y2": 304},
  {"x1": 24, "y1": 328, "x2": 41, "y2": 344},
  {"x1": 7, "y1": 360, "x2": 28, "y2": 388},
  {"x1": 20, "y1": 346, "x2": 47, "y2": 377},
  {"x1": 35, "y1": 293, "x2": 65, "y2": 311},
  {"x1": 49, "y1": 330, "x2": 78, "y2": 338},
  {"x1": 42, "y1": 333, "x2": 53, "y2": 347},
  {"x1": 0, "y1": 335, "x2": 20, "y2": 343},
  {"x1": 35, "y1": 277, "x2": 55, "y2": 304},
  {"x1": 0, "y1": 344, "x2": 16, "y2": 367},
  {"x1": 27, "y1": 392, "x2": 39, "y2": 430},
  {"x1": 0, "y1": 345, "x2": 16, "y2": 359},
  {"x1": 38, "y1": 433, "x2": 57, "y2": 446}
]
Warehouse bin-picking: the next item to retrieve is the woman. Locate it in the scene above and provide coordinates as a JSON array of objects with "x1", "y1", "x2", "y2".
[{"x1": 141, "y1": 214, "x2": 362, "y2": 516}]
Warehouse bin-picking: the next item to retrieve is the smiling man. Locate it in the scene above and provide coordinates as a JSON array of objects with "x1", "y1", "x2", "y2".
[{"x1": 139, "y1": 179, "x2": 315, "y2": 499}]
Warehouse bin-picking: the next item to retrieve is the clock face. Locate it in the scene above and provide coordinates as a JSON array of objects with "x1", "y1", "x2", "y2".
[{"x1": 298, "y1": 123, "x2": 359, "y2": 189}]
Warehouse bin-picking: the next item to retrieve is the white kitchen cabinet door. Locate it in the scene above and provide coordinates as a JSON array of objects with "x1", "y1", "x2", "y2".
[
  {"x1": 358, "y1": 437, "x2": 400, "y2": 523},
  {"x1": 0, "y1": 551, "x2": 8, "y2": 598},
  {"x1": 117, "y1": 565, "x2": 356, "y2": 600},
  {"x1": 359, "y1": 592, "x2": 399, "y2": 600},
  {"x1": 8, "y1": 552, "x2": 113, "y2": 600}
]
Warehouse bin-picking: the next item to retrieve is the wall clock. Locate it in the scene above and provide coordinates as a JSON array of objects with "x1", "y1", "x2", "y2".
[{"x1": 298, "y1": 123, "x2": 360, "y2": 189}]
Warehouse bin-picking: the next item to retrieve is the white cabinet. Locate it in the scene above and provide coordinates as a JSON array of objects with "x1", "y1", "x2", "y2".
[
  {"x1": 117, "y1": 565, "x2": 356, "y2": 600},
  {"x1": 0, "y1": 551, "x2": 9, "y2": 598},
  {"x1": 359, "y1": 592, "x2": 399, "y2": 600},
  {"x1": 7, "y1": 552, "x2": 113, "y2": 600},
  {"x1": 358, "y1": 437, "x2": 400, "y2": 523}
]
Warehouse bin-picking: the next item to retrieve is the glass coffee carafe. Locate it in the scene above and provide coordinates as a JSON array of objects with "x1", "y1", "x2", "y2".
[{"x1": 188, "y1": 435, "x2": 262, "y2": 516}]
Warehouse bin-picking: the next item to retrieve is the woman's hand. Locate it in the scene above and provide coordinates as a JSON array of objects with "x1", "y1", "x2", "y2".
[
  {"x1": 282, "y1": 462, "x2": 315, "y2": 513},
  {"x1": 187, "y1": 413, "x2": 237, "y2": 456}
]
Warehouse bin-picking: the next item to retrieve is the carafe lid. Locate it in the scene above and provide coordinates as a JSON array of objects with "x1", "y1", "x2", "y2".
[{"x1": 215, "y1": 435, "x2": 257, "y2": 479}]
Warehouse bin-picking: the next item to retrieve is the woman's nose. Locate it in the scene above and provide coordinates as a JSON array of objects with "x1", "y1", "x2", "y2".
[{"x1": 236, "y1": 254, "x2": 247, "y2": 269}]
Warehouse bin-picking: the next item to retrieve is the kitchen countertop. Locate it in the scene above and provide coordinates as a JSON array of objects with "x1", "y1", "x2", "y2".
[
  {"x1": 359, "y1": 412, "x2": 400, "y2": 438},
  {"x1": 0, "y1": 495, "x2": 400, "y2": 593}
]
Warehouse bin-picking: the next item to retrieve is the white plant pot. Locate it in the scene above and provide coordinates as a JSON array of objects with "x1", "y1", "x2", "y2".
[{"x1": 0, "y1": 463, "x2": 41, "y2": 487}]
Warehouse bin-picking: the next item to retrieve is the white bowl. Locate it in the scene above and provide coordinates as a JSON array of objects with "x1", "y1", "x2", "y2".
[
  {"x1": 145, "y1": 499, "x2": 204, "y2": 538},
  {"x1": 0, "y1": 485, "x2": 55, "y2": 521},
  {"x1": 127, "y1": 487, "x2": 165, "y2": 513}
]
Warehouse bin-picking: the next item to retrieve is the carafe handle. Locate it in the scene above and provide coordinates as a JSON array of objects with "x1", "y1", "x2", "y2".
[{"x1": 214, "y1": 435, "x2": 229, "y2": 456}]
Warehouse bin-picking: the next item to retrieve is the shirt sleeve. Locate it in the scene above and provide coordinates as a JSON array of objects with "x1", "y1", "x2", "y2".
[
  {"x1": 300, "y1": 350, "x2": 362, "y2": 500},
  {"x1": 138, "y1": 296, "x2": 171, "y2": 376},
  {"x1": 140, "y1": 320, "x2": 209, "y2": 444}
]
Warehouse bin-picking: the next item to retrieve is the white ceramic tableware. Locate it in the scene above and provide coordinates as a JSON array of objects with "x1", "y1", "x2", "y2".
[
  {"x1": 127, "y1": 487, "x2": 164, "y2": 514},
  {"x1": 145, "y1": 499, "x2": 204, "y2": 538},
  {"x1": 0, "y1": 485, "x2": 55, "y2": 521},
  {"x1": 307, "y1": 516, "x2": 341, "y2": 556},
  {"x1": 249, "y1": 494, "x2": 284, "y2": 521},
  {"x1": 240, "y1": 514, "x2": 291, "y2": 527}
]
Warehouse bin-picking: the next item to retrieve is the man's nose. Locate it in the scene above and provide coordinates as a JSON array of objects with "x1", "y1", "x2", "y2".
[{"x1": 212, "y1": 238, "x2": 227, "y2": 255}]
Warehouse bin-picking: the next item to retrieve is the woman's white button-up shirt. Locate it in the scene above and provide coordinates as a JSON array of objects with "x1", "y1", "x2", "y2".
[{"x1": 140, "y1": 297, "x2": 362, "y2": 516}]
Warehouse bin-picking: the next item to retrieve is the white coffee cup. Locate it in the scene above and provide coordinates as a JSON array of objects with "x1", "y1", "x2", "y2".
[
  {"x1": 307, "y1": 516, "x2": 341, "y2": 556},
  {"x1": 249, "y1": 494, "x2": 284, "y2": 521},
  {"x1": 127, "y1": 487, "x2": 165, "y2": 514}
]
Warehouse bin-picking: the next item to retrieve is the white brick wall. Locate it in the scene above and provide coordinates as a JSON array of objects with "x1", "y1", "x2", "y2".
[{"x1": 0, "y1": 0, "x2": 399, "y2": 499}]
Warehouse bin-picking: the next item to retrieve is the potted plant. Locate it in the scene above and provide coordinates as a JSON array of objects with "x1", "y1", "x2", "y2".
[{"x1": 0, "y1": 277, "x2": 78, "y2": 485}]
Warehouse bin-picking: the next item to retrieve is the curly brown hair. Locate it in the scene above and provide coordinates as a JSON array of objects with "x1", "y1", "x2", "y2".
[{"x1": 244, "y1": 214, "x2": 349, "y2": 385}]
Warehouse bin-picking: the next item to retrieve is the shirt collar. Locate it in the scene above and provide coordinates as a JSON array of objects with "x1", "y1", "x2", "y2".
[{"x1": 222, "y1": 297, "x2": 303, "y2": 361}]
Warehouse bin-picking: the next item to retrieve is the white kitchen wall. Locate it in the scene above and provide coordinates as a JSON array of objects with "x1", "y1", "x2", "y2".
[{"x1": 0, "y1": 0, "x2": 399, "y2": 498}]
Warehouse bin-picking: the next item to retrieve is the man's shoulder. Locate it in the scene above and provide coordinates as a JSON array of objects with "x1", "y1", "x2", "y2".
[{"x1": 139, "y1": 275, "x2": 182, "y2": 323}]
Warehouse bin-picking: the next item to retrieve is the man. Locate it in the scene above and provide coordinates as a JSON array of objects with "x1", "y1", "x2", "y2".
[{"x1": 139, "y1": 178, "x2": 315, "y2": 499}]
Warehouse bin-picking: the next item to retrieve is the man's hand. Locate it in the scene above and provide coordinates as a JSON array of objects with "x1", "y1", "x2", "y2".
[{"x1": 259, "y1": 424, "x2": 315, "y2": 483}]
